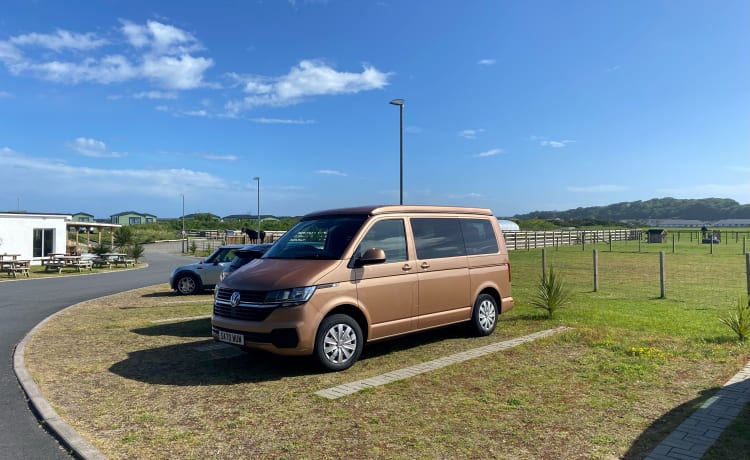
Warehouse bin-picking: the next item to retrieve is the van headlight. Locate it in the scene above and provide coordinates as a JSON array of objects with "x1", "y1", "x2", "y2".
[{"x1": 264, "y1": 286, "x2": 317, "y2": 307}]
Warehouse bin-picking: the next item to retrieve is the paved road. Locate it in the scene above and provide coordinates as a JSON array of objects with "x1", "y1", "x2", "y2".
[{"x1": 0, "y1": 244, "x2": 196, "y2": 459}]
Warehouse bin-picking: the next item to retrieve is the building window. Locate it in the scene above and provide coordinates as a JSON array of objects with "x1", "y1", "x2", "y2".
[
  {"x1": 129, "y1": 216, "x2": 142, "y2": 225},
  {"x1": 33, "y1": 228, "x2": 54, "y2": 257}
]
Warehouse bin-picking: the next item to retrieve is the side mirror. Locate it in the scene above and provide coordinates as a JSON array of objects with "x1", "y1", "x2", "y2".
[{"x1": 354, "y1": 248, "x2": 386, "y2": 267}]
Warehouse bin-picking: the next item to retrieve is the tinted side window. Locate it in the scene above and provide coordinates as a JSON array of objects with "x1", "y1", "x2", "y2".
[
  {"x1": 411, "y1": 218, "x2": 466, "y2": 259},
  {"x1": 355, "y1": 219, "x2": 407, "y2": 262},
  {"x1": 461, "y1": 219, "x2": 499, "y2": 255}
]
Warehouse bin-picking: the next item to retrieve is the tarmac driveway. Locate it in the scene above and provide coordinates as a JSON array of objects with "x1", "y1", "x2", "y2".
[{"x1": 0, "y1": 244, "x2": 194, "y2": 459}]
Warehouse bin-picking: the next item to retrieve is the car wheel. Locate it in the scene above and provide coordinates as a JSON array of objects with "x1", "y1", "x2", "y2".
[
  {"x1": 176, "y1": 274, "x2": 200, "y2": 295},
  {"x1": 471, "y1": 293, "x2": 498, "y2": 336},
  {"x1": 315, "y1": 314, "x2": 363, "y2": 372}
]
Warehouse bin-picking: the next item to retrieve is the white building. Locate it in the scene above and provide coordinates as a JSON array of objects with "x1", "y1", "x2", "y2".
[{"x1": 0, "y1": 212, "x2": 71, "y2": 265}]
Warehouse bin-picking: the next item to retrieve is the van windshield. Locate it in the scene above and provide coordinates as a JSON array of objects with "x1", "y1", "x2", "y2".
[{"x1": 264, "y1": 216, "x2": 367, "y2": 260}]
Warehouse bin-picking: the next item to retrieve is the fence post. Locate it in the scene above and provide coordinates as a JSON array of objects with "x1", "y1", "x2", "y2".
[
  {"x1": 659, "y1": 251, "x2": 666, "y2": 299},
  {"x1": 710, "y1": 237, "x2": 714, "y2": 255},
  {"x1": 672, "y1": 234, "x2": 675, "y2": 254},
  {"x1": 609, "y1": 234, "x2": 612, "y2": 252},
  {"x1": 541, "y1": 248, "x2": 547, "y2": 281},
  {"x1": 744, "y1": 237, "x2": 746, "y2": 254},
  {"x1": 582, "y1": 231, "x2": 586, "y2": 251},
  {"x1": 746, "y1": 253, "x2": 750, "y2": 298},
  {"x1": 593, "y1": 249, "x2": 599, "y2": 292}
]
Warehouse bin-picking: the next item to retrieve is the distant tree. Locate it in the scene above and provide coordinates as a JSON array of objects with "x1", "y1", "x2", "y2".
[
  {"x1": 129, "y1": 241, "x2": 145, "y2": 263},
  {"x1": 113, "y1": 226, "x2": 134, "y2": 251}
]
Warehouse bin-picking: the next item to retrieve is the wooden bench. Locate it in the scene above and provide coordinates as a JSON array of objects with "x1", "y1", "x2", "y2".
[
  {"x1": 71, "y1": 259, "x2": 93, "y2": 272},
  {"x1": 92, "y1": 257, "x2": 112, "y2": 269},
  {"x1": 112, "y1": 258, "x2": 136, "y2": 268},
  {"x1": 1, "y1": 260, "x2": 30, "y2": 278}
]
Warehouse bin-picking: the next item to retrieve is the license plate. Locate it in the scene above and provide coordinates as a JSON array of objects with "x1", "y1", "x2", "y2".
[{"x1": 218, "y1": 330, "x2": 244, "y2": 345}]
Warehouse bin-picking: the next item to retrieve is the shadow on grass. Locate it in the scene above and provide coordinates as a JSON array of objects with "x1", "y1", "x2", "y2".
[
  {"x1": 113, "y1": 320, "x2": 495, "y2": 385},
  {"x1": 141, "y1": 291, "x2": 181, "y2": 298},
  {"x1": 109, "y1": 339, "x2": 320, "y2": 385},
  {"x1": 132, "y1": 318, "x2": 211, "y2": 338},
  {"x1": 621, "y1": 387, "x2": 716, "y2": 458},
  {"x1": 622, "y1": 380, "x2": 750, "y2": 459}
]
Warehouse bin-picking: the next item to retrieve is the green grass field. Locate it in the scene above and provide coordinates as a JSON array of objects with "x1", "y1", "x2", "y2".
[{"x1": 23, "y1": 238, "x2": 750, "y2": 459}]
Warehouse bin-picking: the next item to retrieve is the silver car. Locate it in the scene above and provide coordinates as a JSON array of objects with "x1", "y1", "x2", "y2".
[{"x1": 170, "y1": 244, "x2": 245, "y2": 295}]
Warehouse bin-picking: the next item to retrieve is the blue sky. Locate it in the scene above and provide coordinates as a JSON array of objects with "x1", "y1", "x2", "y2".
[{"x1": 1, "y1": 0, "x2": 748, "y2": 219}]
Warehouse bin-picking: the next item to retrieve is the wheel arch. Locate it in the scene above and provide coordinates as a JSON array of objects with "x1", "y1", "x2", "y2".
[
  {"x1": 321, "y1": 304, "x2": 369, "y2": 343},
  {"x1": 173, "y1": 271, "x2": 202, "y2": 290},
  {"x1": 476, "y1": 286, "x2": 501, "y2": 313}
]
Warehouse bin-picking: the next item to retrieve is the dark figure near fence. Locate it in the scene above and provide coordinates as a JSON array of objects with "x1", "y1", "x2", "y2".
[
  {"x1": 701, "y1": 225, "x2": 708, "y2": 239},
  {"x1": 242, "y1": 227, "x2": 266, "y2": 243}
]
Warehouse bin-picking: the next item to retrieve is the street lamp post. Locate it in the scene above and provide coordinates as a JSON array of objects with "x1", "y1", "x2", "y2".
[
  {"x1": 253, "y1": 177, "x2": 261, "y2": 241},
  {"x1": 389, "y1": 98, "x2": 405, "y2": 205}
]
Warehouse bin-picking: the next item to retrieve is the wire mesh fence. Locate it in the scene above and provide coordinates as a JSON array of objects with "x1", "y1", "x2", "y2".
[{"x1": 511, "y1": 245, "x2": 749, "y2": 311}]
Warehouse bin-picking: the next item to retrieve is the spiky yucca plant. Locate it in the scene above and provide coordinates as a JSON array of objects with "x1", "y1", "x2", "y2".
[
  {"x1": 531, "y1": 267, "x2": 572, "y2": 319},
  {"x1": 719, "y1": 296, "x2": 750, "y2": 342}
]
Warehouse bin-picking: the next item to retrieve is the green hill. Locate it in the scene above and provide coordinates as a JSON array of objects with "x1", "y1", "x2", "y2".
[{"x1": 514, "y1": 198, "x2": 750, "y2": 221}]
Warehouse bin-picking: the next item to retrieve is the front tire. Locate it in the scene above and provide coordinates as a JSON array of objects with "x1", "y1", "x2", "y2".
[
  {"x1": 314, "y1": 314, "x2": 363, "y2": 372},
  {"x1": 471, "y1": 293, "x2": 498, "y2": 336},
  {"x1": 175, "y1": 274, "x2": 200, "y2": 295}
]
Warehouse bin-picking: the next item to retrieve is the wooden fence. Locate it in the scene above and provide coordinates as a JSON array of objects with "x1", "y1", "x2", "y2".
[{"x1": 503, "y1": 229, "x2": 642, "y2": 250}]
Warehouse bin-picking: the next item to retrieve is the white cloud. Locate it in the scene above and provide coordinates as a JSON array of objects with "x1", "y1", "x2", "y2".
[
  {"x1": 540, "y1": 139, "x2": 575, "y2": 148},
  {"x1": 10, "y1": 30, "x2": 107, "y2": 51},
  {"x1": 0, "y1": 90, "x2": 12, "y2": 98},
  {"x1": 201, "y1": 153, "x2": 238, "y2": 161},
  {"x1": 132, "y1": 90, "x2": 178, "y2": 99},
  {"x1": 141, "y1": 53, "x2": 212, "y2": 89},
  {"x1": 0, "y1": 147, "x2": 227, "y2": 198},
  {"x1": 67, "y1": 137, "x2": 126, "y2": 158},
  {"x1": 181, "y1": 109, "x2": 209, "y2": 117},
  {"x1": 251, "y1": 117, "x2": 316, "y2": 124},
  {"x1": 120, "y1": 20, "x2": 202, "y2": 55},
  {"x1": 459, "y1": 128, "x2": 484, "y2": 140},
  {"x1": 478, "y1": 59, "x2": 496, "y2": 66},
  {"x1": 0, "y1": 21, "x2": 213, "y2": 90},
  {"x1": 565, "y1": 184, "x2": 627, "y2": 193},
  {"x1": 316, "y1": 169, "x2": 347, "y2": 176},
  {"x1": 474, "y1": 148, "x2": 503, "y2": 158},
  {"x1": 226, "y1": 60, "x2": 391, "y2": 113}
]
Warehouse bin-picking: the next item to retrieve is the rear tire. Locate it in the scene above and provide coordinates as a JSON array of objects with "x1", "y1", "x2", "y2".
[
  {"x1": 175, "y1": 274, "x2": 200, "y2": 295},
  {"x1": 314, "y1": 314, "x2": 363, "y2": 372},
  {"x1": 471, "y1": 293, "x2": 498, "y2": 336}
]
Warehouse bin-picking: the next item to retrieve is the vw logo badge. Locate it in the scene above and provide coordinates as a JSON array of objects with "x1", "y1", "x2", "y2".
[{"x1": 230, "y1": 291, "x2": 241, "y2": 307}]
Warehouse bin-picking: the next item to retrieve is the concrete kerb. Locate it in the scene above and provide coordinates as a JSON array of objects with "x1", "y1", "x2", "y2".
[{"x1": 13, "y1": 293, "x2": 129, "y2": 460}]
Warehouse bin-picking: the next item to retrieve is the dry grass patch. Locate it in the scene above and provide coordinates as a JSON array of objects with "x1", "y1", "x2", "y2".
[{"x1": 24, "y1": 283, "x2": 749, "y2": 459}]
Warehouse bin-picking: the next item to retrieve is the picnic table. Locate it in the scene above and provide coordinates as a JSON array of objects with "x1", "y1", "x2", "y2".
[
  {"x1": 94, "y1": 253, "x2": 135, "y2": 269},
  {"x1": 0, "y1": 259, "x2": 30, "y2": 277},
  {"x1": 44, "y1": 255, "x2": 93, "y2": 273}
]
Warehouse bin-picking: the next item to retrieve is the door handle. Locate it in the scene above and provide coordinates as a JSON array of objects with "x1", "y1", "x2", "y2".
[
  {"x1": 402, "y1": 264, "x2": 412, "y2": 272},
  {"x1": 420, "y1": 262, "x2": 430, "y2": 269}
]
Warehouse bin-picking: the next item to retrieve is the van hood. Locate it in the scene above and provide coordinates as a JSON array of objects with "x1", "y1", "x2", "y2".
[{"x1": 221, "y1": 258, "x2": 343, "y2": 291}]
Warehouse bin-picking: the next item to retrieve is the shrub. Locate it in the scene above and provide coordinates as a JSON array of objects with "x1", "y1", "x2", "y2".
[
  {"x1": 530, "y1": 267, "x2": 572, "y2": 319},
  {"x1": 129, "y1": 242, "x2": 145, "y2": 263},
  {"x1": 719, "y1": 296, "x2": 750, "y2": 342}
]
